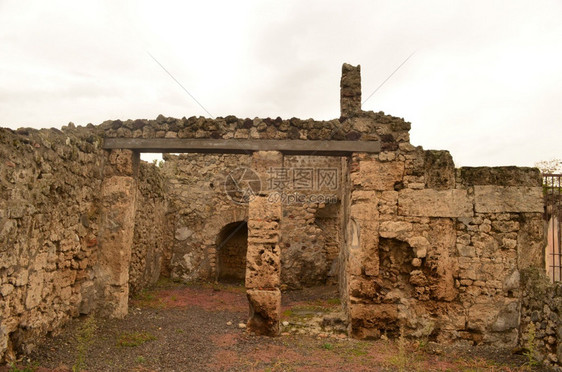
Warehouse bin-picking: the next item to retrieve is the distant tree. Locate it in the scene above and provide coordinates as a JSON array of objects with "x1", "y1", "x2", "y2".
[{"x1": 535, "y1": 158, "x2": 562, "y2": 174}]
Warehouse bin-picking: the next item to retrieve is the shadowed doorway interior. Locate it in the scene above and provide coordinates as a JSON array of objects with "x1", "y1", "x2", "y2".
[{"x1": 216, "y1": 221, "x2": 248, "y2": 283}]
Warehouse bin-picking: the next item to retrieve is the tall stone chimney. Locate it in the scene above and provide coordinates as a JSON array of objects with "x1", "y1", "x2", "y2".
[{"x1": 340, "y1": 63, "x2": 362, "y2": 118}]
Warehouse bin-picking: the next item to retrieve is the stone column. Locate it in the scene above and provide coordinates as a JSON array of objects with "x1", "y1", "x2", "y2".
[
  {"x1": 340, "y1": 63, "x2": 362, "y2": 118},
  {"x1": 95, "y1": 149, "x2": 139, "y2": 318},
  {"x1": 245, "y1": 151, "x2": 282, "y2": 336}
]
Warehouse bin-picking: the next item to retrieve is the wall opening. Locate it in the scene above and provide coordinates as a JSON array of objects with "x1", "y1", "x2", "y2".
[
  {"x1": 543, "y1": 173, "x2": 562, "y2": 282},
  {"x1": 216, "y1": 221, "x2": 248, "y2": 283},
  {"x1": 278, "y1": 201, "x2": 347, "y2": 337},
  {"x1": 315, "y1": 202, "x2": 342, "y2": 286}
]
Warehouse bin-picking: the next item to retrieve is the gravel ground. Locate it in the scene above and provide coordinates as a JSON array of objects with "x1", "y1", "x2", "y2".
[{"x1": 1, "y1": 282, "x2": 547, "y2": 372}]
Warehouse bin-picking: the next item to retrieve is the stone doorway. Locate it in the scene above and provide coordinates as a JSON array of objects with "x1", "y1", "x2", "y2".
[{"x1": 216, "y1": 221, "x2": 248, "y2": 283}]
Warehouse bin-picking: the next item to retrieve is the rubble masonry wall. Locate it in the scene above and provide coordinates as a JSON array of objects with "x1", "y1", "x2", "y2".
[
  {"x1": 0, "y1": 125, "x2": 168, "y2": 362},
  {"x1": 347, "y1": 148, "x2": 544, "y2": 346}
]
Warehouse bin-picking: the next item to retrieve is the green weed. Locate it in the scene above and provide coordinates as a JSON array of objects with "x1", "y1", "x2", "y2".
[
  {"x1": 389, "y1": 324, "x2": 408, "y2": 372},
  {"x1": 347, "y1": 341, "x2": 369, "y2": 357},
  {"x1": 9, "y1": 361, "x2": 38, "y2": 372},
  {"x1": 131, "y1": 289, "x2": 164, "y2": 309},
  {"x1": 282, "y1": 309, "x2": 294, "y2": 318},
  {"x1": 325, "y1": 298, "x2": 341, "y2": 305},
  {"x1": 117, "y1": 331, "x2": 156, "y2": 347},
  {"x1": 72, "y1": 315, "x2": 96, "y2": 372},
  {"x1": 523, "y1": 323, "x2": 539, "y2": 367}
]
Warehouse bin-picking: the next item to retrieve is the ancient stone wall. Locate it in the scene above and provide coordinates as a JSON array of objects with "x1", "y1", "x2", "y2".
[
  {"x1": 346, "y1": 145, "x2": 544, "y2": 345},
  {"x1": 0, "y1": 125, "x2": 171, "y2": 362},
  {"x1": 129, "y1": 162, "x2": 171, "y2": 295},
  {"x1": 0, "y1": 124, "x2": 104, "y2": 362},
  {"x1": 454, "y1": 167, "x2": 544, "y2": 345},
  {"x1": 100, "y1": 107, "x2": 408, "y2": 146},
  {"x1": 520, "y1": 267, "x2": 562, "y2": 368}
]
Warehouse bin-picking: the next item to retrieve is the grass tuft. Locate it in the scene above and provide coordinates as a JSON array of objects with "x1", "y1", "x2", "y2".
[
  {"x1": 72, "y1": 315, "x2": 97, "y2": 372},
  {"x1": 117, "y1": 331, "x2": 156, "y2": 347}
]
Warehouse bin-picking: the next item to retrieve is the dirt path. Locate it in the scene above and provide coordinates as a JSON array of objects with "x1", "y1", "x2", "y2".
[{"x1": 2, "y1": 281, "x2": 544, "y2": 371}]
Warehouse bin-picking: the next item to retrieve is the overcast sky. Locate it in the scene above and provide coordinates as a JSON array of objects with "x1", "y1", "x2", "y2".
[{"x1": 1, "y1": 0, "x2": 561, "y2": 167}]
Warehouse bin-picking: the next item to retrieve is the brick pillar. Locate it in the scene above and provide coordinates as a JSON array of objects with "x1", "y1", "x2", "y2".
[
  {"x1": 245, "y1": 151, "x2": 282, "y2": 336},
  {"x1": 95, "y1": 149, "x2": 139, "y2": 318},
  {"x1": 340, "y1": 63, "x2": 362, "y2": 118}
]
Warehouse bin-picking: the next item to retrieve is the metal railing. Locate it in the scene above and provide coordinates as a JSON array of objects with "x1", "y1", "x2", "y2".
[{"x1": 543, "y1": 174, "x2": 562, "y2": 282}]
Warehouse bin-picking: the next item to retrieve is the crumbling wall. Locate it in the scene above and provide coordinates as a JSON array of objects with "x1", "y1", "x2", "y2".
[
  {"x1": 520, "y1": 268, "x2": 562, "y2": 368},
  {"x1": 333, "y1": 63, "x2": 547, "y2": 346},
  {"x1": 129, "y1": 162, "x2": 171, "y2": 295},
  {"x1": 0, "y1": 126, "x2": 172, "y2": 362},
  {"x1": 0, "y1": 124, "x2": 104, "y2": 362},
  {"x1": 347, "y1": 144, "x2": 544, "y2": 345},
  {"x1": 454, "y1": 167, "x2": 544, "y2": 345}
]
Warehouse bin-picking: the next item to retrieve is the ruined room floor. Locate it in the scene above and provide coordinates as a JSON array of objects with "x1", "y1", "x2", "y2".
[{"x1": 4, "y1": 281, "x2": 544, "y2": 372}]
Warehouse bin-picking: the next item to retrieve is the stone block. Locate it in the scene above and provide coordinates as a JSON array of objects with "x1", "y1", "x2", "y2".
[
  {"x1": 25, "y1": 271, "x2": 44, "y2": 309},
  {"x1": 105, "y1": 149, "x2": 139, "y2": 177},
  {"x1": 246, "y1": 288, "x2": 281, "y2": 336},
  {"x1": 249, "y1": 196, "x2": 281, "y2": 222},
  {"x1": 245, "y1": 242, "x2": 280, "y2": 289},
  {"x1": 0, "y1": 284, "x2": 14, "y2": 296},
  {"x1": 79, "y1": 281, "x2": 95, "y2": 315},
  {"x1": 350, "y1": 202, "x2": 379, "y2": 276},
  {"x1": 351, "y1": 190, "x2": 377, "y2": 203},
  {"x1": 350, "y1": 303, "x2": 399, "y2": 339},
  {"x1": 459, "y1": 166, "x2": 541, "y2": 187},
  {"x1": 351, "y1": 159, "x2": 404, "y2": 191},
  {"x1": 474, "y1": 186, "x2": 543, "y2": 213},
  {"x1": 246, "y1": 196, "x2": 281, "y2": 289},
  {"x1": 95, "y1": 173, "x2": 138, "y2": 318},
  {"x1": 348, "y1": 275, "x2": 378, "y2": 300},
  {"x1": 398, "y1": 189, "x2": 473, "y2": 218},
  {"x1": 98, "y1": 285, "x2": 129, "y2": 319},
  {"x1": 518, "y1": 214, "x2": 545, "y2": 270},
  {"x1": 174, "y1": 227, "x2": 193, "y2": 241},
  {"x1": 467, "y1": 303, "x2": 501, "y2": 332},
  {"x1": 340, "y1": 63, "x2": 361, "y2": 117},
  {"x1": 424, "y1": 150, "x2": 455, "y2": 189},
  {"x1": 379, "y1": 191, "x2": 398, "y2": 215},
  {"x1": 491, "y1": 301, "x2": 520, "y2": 332},
  {"x1": 347, "y1": 220, "x2": 362, "y2": 276},
  {"x1": 251, "y1": 151, "x2": 283, "y2": 194},
  {"x1": 379, "y1": 221, "x2": 413, "y2": 239},
  {"x1": 457, "y1": 244, "x2": 475, "y2": 257}
]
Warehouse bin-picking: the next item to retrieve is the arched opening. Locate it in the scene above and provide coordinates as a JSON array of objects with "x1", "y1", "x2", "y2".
[{"x1": 216, "y1": 221, "x2": 248, "y2": 283}]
